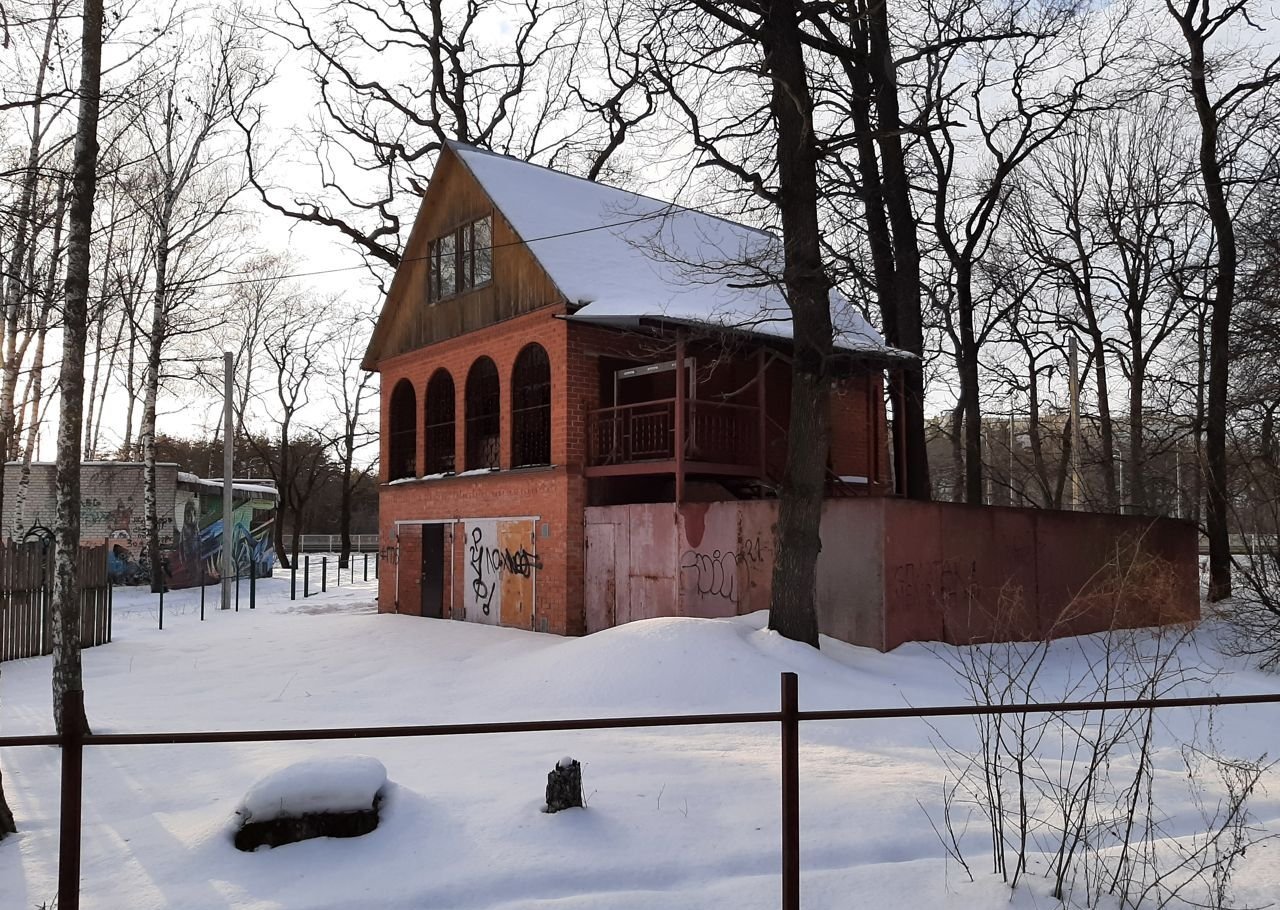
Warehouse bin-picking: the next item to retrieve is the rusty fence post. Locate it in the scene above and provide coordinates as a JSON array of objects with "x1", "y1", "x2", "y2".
[
  {"x1": 781, "y1": 672, "x2": 799, "y2": 910},
  {"x1": 58, "y1": 688, "x2": 85, "y2": 910}
]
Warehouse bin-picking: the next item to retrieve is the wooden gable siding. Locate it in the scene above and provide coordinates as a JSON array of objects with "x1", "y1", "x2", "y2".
[{"x1": 376, "y1": 149, "x2": 567, "y2": 363}]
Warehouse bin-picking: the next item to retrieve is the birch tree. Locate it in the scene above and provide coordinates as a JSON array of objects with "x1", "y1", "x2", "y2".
[{"x1": 50, "y1": 0, "x2": 104, "y2": 737}]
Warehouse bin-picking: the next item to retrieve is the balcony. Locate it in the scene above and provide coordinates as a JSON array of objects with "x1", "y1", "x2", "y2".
[{"x1": 586, "y1": 398, "x2": 765, "y2": 479}]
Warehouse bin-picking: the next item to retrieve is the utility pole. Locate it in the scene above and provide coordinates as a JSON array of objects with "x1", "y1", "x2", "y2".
[
  {"x1": 222, "y1": 351, "x2": 233, "y2": 611},
  {"x1": 1069, "y1": 335, "x2": 1081, "y2": 511}
]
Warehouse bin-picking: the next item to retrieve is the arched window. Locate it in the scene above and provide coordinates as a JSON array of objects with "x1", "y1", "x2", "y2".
[
  {"x1": 424, "y1": 369, "x2": 456, "y2": 474},
  {"x1": 465, "y1": 357, "x2": 501, "y2": 470},
  {"x1": 511, "y1": 344, "x2": 551, "y2": 467},
  {"x1": 388, "y1": 379, "x2": 417, "y2": 480}
]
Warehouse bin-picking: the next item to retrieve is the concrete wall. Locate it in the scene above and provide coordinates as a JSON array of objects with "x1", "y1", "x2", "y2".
[{"x1": 584, "y1": 499, "x2": 1200, "y2": 650}]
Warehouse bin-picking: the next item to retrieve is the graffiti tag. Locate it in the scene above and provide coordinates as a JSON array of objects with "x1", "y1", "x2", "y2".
[
  {"x1": 681, "y1": 535, "x2": 770, "y2": 605},
  {"x1": 467, "y1": 526, "x2": 542, "y2": 616}
]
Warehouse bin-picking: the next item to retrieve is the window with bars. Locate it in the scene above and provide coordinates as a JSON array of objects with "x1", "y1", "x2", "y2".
[
  {"x1": 511, "y1": 344, "x2": 551, "y2": 467},
  {"x1": 427, "y1": 215, "x2": 492, "y2": 302},
  {"x1": 465, "y1": 357, "x2": 501, "y2": 470},
  {"x1": 388, "y1": 379, "x2": 417, "y2": 480},
  {"x1": 424, "y1": 369, "x2": 456, "y2": 474}
]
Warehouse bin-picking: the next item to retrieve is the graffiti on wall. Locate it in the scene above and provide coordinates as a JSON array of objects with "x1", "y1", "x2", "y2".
[
  {"x1": 889, "y1": 558, "x2": 977, "y2": 612},
  {"x1": 108, "y1": 495, "x2": 276, "y2": 588},
  {"x1": 464, "y1": 519, "x2": 540, "y2": 626},
  {"x1": 680, "y1": 535, "x2": 770, "y2": 606}
]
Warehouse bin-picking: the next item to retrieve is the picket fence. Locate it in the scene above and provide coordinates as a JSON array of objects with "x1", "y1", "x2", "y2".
[{"x1": 0, "y1": 541, "x2": 111, "y2": 663}]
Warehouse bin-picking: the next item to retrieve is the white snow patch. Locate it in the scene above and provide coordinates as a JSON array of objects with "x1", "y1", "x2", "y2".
[
  {"x1": 557, "y1": 756, "x2": 576, "y2": 769},
  {"x1": 235, "y1": 755, "x2": 387, "y2": 824}
]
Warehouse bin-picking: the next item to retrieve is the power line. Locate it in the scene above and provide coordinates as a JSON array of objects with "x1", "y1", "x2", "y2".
[{"x1": 160, "y1": 204, "x2": 684, "y2": 295}]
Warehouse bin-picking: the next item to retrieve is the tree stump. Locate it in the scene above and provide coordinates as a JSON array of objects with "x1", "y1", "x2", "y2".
[{"x1": 545, "y1": 756, "x2": 583, "y2": 813}]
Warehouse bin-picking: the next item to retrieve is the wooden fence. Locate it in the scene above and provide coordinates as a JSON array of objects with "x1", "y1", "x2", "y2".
[{"x1": 0, "y1": 542, "x2": 111, "y2": 663}]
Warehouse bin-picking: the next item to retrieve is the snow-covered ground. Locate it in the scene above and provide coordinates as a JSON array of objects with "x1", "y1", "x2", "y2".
[{"x1": 1, "y1": 568, "x2": 1277, "y2": 909}]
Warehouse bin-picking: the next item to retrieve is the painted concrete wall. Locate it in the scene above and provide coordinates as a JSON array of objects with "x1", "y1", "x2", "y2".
[{"x1": 585, "y1": 499, "x2": 1200, "y2": 650}]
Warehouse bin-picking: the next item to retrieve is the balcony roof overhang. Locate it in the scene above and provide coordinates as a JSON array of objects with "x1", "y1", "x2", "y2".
[{"x1": 560, "y1": 312, "x2": 916, "y2": 368}]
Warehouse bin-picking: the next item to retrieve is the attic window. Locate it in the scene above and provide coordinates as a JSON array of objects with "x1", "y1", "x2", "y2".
[{"x1": 428, "y1": 216, "x2": 492, "y2": 302}]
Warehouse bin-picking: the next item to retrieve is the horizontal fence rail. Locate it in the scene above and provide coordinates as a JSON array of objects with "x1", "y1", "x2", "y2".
[
  {"x1": 295, "y1": 535, "x2": 380, "y2": 554},
  {"x1": 3, "y1": 678, "x2": 1278, "y2": 910}
]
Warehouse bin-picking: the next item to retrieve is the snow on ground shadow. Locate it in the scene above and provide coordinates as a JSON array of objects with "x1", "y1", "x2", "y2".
[{"x1": 1, "y1": 568, "x2": 1277, "y2": 909}]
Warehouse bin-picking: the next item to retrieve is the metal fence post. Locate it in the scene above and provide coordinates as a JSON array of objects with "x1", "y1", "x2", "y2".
[
  {"x1": 781, "y1": 672, "x2": 799, "y2": 910},
  {"x1": 321, "y1": 557, "x2": 327, "y2": 593},
  {"x1": 304, "y1": 555, "x2": 310, "y2": 598},
  {"x1": 158, "y1": 583, "x2": 164, "y2": 631},
  {"x1": 200, "y1": 578, "x2": 206, "y2": 621},
  {"x1": 364, "y1": 552, "x2": 368, "y2": 581},
  {"x1": 235, "y1": 569, "x2": 240, "y2": 612},
  {"x1": 291, "y1": 561, "x2": 297, "y2": 600},
  {"x1": 250, "y1": 561, "x2": 256, "y2": 610},
  {"x1": 57, "y1": 688, "x2": 85, "y2": 910}
]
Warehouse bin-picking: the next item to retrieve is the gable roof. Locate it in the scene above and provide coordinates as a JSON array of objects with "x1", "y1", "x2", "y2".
[{"x1": 446, "y1": 142, "x2": 906, "y2": 358}]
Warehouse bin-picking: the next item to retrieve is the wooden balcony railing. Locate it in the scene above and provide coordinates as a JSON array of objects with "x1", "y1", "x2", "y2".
[{"x1": 588, "y1": 398, "x2": 761, "y2": 471}]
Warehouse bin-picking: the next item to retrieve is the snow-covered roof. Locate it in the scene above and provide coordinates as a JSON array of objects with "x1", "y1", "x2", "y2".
[
  {"x1": 446, "y1": 142, "x2": 907, "y2": 358},
  {"x1": 176, "y1": 472, "x2": 279, "y2": 500}
]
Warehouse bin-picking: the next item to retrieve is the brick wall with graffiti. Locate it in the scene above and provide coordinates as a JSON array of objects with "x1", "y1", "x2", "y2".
[
  {"x1": 0, "y1": 463, "x2": 278, "y2": 588},
  {"x1": 2, "y1": 462, "x2": 178, "y2": 544}
]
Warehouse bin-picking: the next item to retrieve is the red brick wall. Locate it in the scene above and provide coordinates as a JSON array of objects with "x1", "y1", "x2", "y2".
[
  {"x1": 829, "y1": 371, "x2": 891, "y2": 491},
  {"x1": 376, "y1": 307, "x2": 586, "y2": 634},
  {"x1": 374, "y1": 309, "x2": 893, "y2": 635}
]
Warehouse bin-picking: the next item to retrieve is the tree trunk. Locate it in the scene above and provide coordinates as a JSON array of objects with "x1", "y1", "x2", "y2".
[
  {"x1": 51, "y1": 0, "x2": 103, "y2": 737},
  {"x1": 91, "y1": 315, "x2": 125, "y2": 457},
  {"x1": 1180, "y1": 28, "x2": 1234, "y2": 601},
  {"x1": 955, "y1": 270, "x2": 983, "y2": 504},
  {"x1": 339, "y1": 459, "x2": 354, "y2": 571},
  {"x1": 142, "y1": 238, "x2": 170, "y2": 593},
  {"x1": 1128, "y1": 355, "x2": 1147, "y2": 514},
  {"x1": 0, "y1": 10, "x2": 57, "y2": 521},
  {"x1": 1085, "y1": 322, "x2": 1117, "y2": 511},
  {"x1": 864, "y1": 0, "x2": 930, "y2": 500},
  {"x1": 762, "y1": 0, "x2": 831, "y2": 648},
  {"x1": 949, "y1": 400, "x2": 965, "y2": 502},
  {"x1": 121, "y1": 306, "x2": 138, "y2": 457},
  {"x1": 0, "y1": 746, "x2": 14, "y2": 837}
]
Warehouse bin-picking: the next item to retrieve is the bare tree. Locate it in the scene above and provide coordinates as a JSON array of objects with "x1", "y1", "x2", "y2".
[
  {"x1": 918, "y1": 0, "x2": 1133, "y2": 503},
  {"x1": 239, "y1": 0, "x2": 602, "y2": 269},
  {"x1": 325, "y1": 312, "x2": 378, "y2": 571},
  {"x1": 129, "y1": 17, "x2": 262, "y2": 590},
  {"x1": 1163, "y1": 0, "x2": 1280, "y2": 600}
]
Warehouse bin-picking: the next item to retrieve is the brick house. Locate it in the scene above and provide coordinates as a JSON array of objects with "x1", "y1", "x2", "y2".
[{"x1": 363, "y1": 142, "x2": 914, "y2": 636}]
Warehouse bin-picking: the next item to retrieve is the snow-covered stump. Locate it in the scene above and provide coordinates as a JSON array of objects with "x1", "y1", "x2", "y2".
[
  {"x1": 233, "y1": 756, "x2": 387, "y2": 851},
  {"x1": 544, "y1": 756, "x2": 583, "y2": 813}
]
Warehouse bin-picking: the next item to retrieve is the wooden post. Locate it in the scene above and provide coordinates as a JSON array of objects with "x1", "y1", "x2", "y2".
[
  {"x1": 757, "y1": 347, "x2": 768, "y2": 479},
  {"x1": 781, "y1": 672, "x2": 800, "y2": 910},
  {"x1": 674, "y1": 330, "x2": 686, "y2": 504}
]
